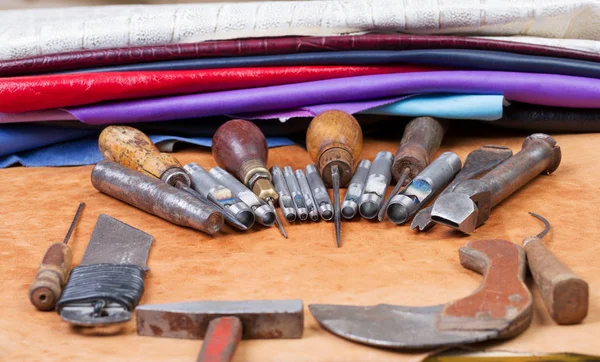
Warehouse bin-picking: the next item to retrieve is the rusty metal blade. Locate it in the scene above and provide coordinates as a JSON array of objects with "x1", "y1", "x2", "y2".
[{"x1": 80, "y1": 214, "x2": 153, "y2": 268}]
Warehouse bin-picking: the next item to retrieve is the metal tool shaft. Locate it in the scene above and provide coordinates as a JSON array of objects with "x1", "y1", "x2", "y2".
[
  {"x1": 209, "y1": 167, "x2": 276, "y2": 227},
  {"x1": 92, "y1": 160, "x2": 224, "y2": 235},
  {"x1": 482, "y1": 135, "x2": 561, "y2": 208},
  {"x1": 342, "y1": 159, "x2": 371, "y2": 219},
  {"x1": 359, "y1": 151, "x2": 394, "y2": 219},
  {"x1": 377, "y1": 168, "x2": 408, "y2": 222},
  {"x1": 295, "y1": 169, "x2": 320, "y2": 222},
  {"x1": 284, "y1": 166, "x2": 308, "y2": 221},
  {"x1": 306, "y1": 164, "x2": 334, "y2": 221},
  {"x1": 387, "y1": 152, "x2": 461, "y2": 224},
  {"x1": 185, "y1": 163, "x2": 254, "y2": 230},
  {"x1": 332, "y1": 166, "x2": 342, "y2": 248},
  {"x1": 271, "y1": 166, "x2": 297, "y2": 222},
  {"x1": 63, "y1": 202, "x2": 85, "y2": 244}
]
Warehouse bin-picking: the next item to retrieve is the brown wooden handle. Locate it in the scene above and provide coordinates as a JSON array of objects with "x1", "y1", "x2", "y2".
[
  {"x1": 306, "y1": 111, "x2": 363, "y2": 187},
  {"x1": 439, "y1": 239, "x2": 532, "y2": 339},
  {"x1": 212, "y1": 120, "x2": 269, "y2": 180},
  {"x1": 524, "y1": 236, "x2": 589, "y2": 325},
  {"x1": 29, "y1": 243, "x2": 72, "y2": 311},
  {"x1": 391, "y1": 117, "x2": 447, "y2": 183},
  {"x1": 99, "y1": 125, "x2": 183, "y2": 181}
]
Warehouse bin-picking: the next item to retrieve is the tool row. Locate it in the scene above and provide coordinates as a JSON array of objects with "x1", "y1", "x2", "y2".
[{"x1": 29, "y1": 210, "x2": 588, "y2": 361}]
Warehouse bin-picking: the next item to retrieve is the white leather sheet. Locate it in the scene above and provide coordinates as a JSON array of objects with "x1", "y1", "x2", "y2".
[{"x1": 1, "y1": 0, "x2": 600, "y2": 61}]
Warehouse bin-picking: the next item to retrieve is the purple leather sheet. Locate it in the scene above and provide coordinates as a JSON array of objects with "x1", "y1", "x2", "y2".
[{"x1": 2, "y1": 71, "x2": 600, "y2": 125}]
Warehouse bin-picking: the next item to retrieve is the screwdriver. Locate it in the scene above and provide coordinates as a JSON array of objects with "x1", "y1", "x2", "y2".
[
  {"x1": 306, "y1": 110, "x2": 363, "y2": 247},
  {"x1": 99, "y1": 126, "x2": 243, "y2": 230},
  {"x1": 29, "y1": 202, "x2": 85, "y2": 311},
  {"x1": 377, "y1": 117, "x2": 448, "y2": 221},
  {"x1": 212, "y1": 119, "x2": 287, "y2": 238}
]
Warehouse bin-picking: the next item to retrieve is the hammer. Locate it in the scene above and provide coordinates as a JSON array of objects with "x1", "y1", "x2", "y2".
[{"x1": 136, "y1": 300, "x2": 303, "y2": 362}]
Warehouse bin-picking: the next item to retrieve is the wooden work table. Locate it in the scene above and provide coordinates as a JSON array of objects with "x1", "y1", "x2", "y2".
[{"x1": 1, "y1": 131, "x2": 599, "y2": 361}]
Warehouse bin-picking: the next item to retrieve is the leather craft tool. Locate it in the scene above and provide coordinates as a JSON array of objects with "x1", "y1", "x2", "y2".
[
  {"x1": 310, "y1": 238, "x2": 532, "y2": 349},
  {"x1": 271, "y1": 166, "x2": 297, "y2": 223},
  {"x1": 305, "y1": 164, "x2": 334, "y2": 221},
  {"x1": 295, "y1": 169, "x2": 320, "y2": 222},
  {"x1": 306, "y1": 110, "x2": 363, "y2": 247},
  {"x1": 524, "y1": 213, "x2": 589, "y2": 325},
  {"x1": 342, "y1": 160, "x2": 371, "y2": 219},
  {"x1": 283, "y1": 166, "x2": 309, "y2": 221},
  {"x1": 97, "y1": 126, "x2": 231, "y2": 226},
  {"x1": 29, "y1": 202, "x2": 85, "y2": 311},
  {"x1": 431, "y1": 134, "x2": 561, "y2": 234},
  {"x1": 378, "y1": 117, "x2": 447, "y2": 221},
  {"x1": 209, "y1": 166, "x2": 276, "y2": 227},
  {"x1": 358, "y1": 151, "x2": 394, "y2": 219},
  {"x1": 137, "y1": 300, "x2": 304, "y2": 362},
  {"x1": 411, "y1": 145, "x2": 513, "y2": 231},
  {"x1": 212, "y1": 119, "x2": 287, "y2": 238},
  {"x1": 185, "y1": 163, "x2": 254, "y2": 230},
  {"x1": 386, "y1": 152, "x2": 461, "y2": 225},
  {"x1": 56, "y1": 214, "x2": 153, "y2": 326},
  {"x1": 92, "y1": 161, "x2": 223, "y2": 235}
]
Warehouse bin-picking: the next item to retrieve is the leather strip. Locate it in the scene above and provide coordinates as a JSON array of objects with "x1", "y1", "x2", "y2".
[
  {"x1": 0, "y1": 65, "x2": 431, "y2": 113},
  {"x1": 2, "y1": 34, "x2": 600, "y2": 77}
]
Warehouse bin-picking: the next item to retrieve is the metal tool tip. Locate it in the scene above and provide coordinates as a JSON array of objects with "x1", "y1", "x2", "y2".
[
  {"x1": 298, "y1": 210, "x2": 308, "y2": 221},
  {"x1": 286, "y1": 213, "x2": 297, "y2": 223},
  {"x1": 323, "y1": 209, "x2": 333, "y2": 220},
  {"x1": 262, "y1": 212, "x2": 276, "y2": 226},
  {"x1": 310, "y1": 212, "x2": 320, "y2": 222},
  {"x1": 387, "y1": 203, "x2": 408, "y2": 225},
  {"x1": 237, "y1": 210, "x2": 256, "y2": 229},
  {"x1": 342, "y1": 205, "x2": 356, "y2": 219},
  {"x1": 359, "y1": 202, "x2": 379, "y2": 219},
  {"x1": 528, "y1": 212, "x2": 551, "y2": 239}
]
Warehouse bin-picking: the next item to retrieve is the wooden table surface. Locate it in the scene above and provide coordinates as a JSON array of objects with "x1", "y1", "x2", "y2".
[{"x1": 1, "y1": 131, "x2": 599, "y2": 361}]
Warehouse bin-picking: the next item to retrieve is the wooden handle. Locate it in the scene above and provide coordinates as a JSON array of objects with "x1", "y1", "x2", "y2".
[
  {"x1": 391, "y1": 117, "x2": 447, "y2": 183},
  {"x1": 439, "y1": 239, "x2": 532, "y2": 339},
  {"x1": 212, "y1": 120, "x2": 269, "y2": 179},
  {"x1": 524, "y1": 236, "x2": 589, "y2": 324},
  {"x1": 29, "y1": 243, "x2": 72, "y2": 311},
  {"x1": 306, "y1": 111, "x2": 363, "y2": 187},
  {"x1": 99, "y1": 125, "x2": 183, "y2": 181},
  {"x1": 196, "y1": 317, "x2": 242, "y2": 362}
]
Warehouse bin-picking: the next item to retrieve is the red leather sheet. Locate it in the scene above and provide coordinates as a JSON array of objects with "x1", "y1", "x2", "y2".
[
  {"x1": 0, "y1": 65, "x2": 440, "y2": 113},
  {"x1": 1, "y1": 34, "x2": 600, "y2": 77}
]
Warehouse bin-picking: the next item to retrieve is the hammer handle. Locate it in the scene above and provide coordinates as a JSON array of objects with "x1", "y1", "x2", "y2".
[
  {"x1": 99, "y1": 125, "x2": 182, "y2": 181},
  {"x1": 197, "y1": 317, "x2": 242, "y2": 362},
  {"x1": 524, "y1": 236, "x2": 589, "y2": 325}
]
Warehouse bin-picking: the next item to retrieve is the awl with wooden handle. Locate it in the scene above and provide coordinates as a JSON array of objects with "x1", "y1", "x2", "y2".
[
  {"x1": 377, "y1": 116, "x2": 447, "y2": 221},
  {"x1": 524, "y1": 213, "x2": 588, "y2": 325},
  {"x1": 212, "y1": 120, "x2": 287, "y2": 238},
  {"x1": 29, "y1": 202, "x2": 85, "y2": 311},
  {"x1": 306, "y1": 110, "x2": 363, "y2": 247}
]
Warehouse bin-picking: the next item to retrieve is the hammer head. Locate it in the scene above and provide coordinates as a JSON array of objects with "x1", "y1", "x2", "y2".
[{"x1": 136, "y1": 300, "x2": 304, "y2": 340}]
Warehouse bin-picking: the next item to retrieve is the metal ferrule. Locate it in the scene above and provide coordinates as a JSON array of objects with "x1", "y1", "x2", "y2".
[
  {"x1": 283, "y1": 166, "x2": 308, "y2": 221},
  {"x1": 295, "y1": 169, "x2": 320, "y2": 222},
  {"x1": 185, "y1": 163, "x2": 255, "y2": 229},
  {"x1": 342, "y1": 159, "x2": 371, "y2": 219},
  {"x1": 305, "y1": 164, "x2": 334, "y2": 221},
  {"x1": 270, "y1": 166, "x2": 297, "y2": 222},
  {"x1": 359, "y1": 152, "x2": 394, "y2": 219},
  {"x1": 387, "y1": 152, "x2": 461, "y2": 225},
  {"x1": 208, "y1": 167, "x2": 276, "y2": 226}
]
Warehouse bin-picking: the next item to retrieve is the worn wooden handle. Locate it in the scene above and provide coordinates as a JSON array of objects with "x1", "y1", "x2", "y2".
[
  {"x1": 196, "y1": 317, "x2": 242, "y2": 362},
  {"x1": 439, "y1": 239, "x2": 532, "y2": 339},
  {"x1": 306, "y1": 111, "x2": 363, "y2": 187},
  {"x1": 392, "y1": 117, "x2": 447, "y2": 183},
  {"x1": 524, "y1": 236, "x2": 589, "y2": 325},
  {"x1": 99, "y1": 125, "x2": 182, "y2": 180},
  {"x1": 212, "y1": 120, "x2": 269, "y2": 179},
  {"x1": 29, "y1": 243, "x2": 72, "y2": 311}
]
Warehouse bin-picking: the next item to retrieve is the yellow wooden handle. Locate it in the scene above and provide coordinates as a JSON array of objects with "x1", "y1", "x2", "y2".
[
  {"x1": 29, "y1": 243, "x2": 72, "y2": 311},
  {"x1": 99, "y1": 126, "x2": 182, "y2": 180}
]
